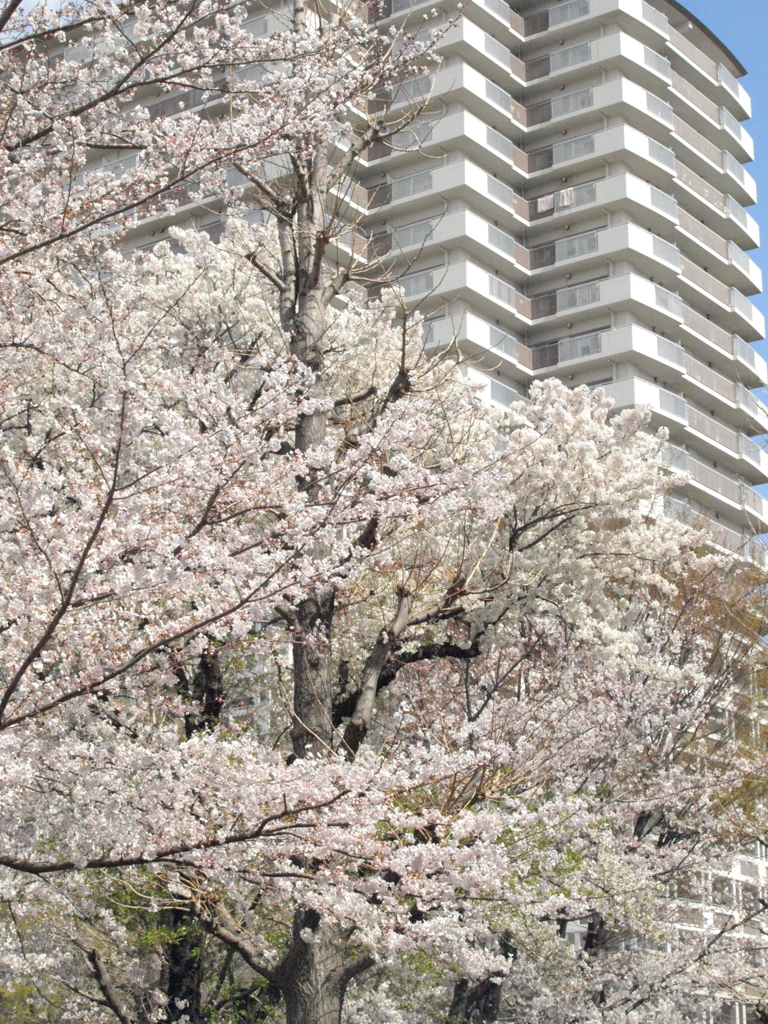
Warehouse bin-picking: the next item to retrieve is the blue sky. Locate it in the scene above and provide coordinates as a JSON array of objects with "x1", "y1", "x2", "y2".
[{"x1": 684, "y1": 1, "x2": 768, "y2": 357}]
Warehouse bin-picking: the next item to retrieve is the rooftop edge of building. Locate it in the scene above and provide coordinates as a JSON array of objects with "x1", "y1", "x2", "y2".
[
  {"x1": 656, "y1": 0, "x2": 746, "y2": 78},
  {"x1": 513, "y1": 0, "x2": 747, "y2": 78}
]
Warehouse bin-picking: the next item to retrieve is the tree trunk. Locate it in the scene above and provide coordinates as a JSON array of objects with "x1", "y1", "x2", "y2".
[
  {"x1": 163, "y1": 654, "x2": 222, "y2": 1020},
  {"x1": 291, "y1": 591, "x2": 336, "y2": 757},
  {"x1": 447, "y1": 978, "x2": 502, "y2": 1023},
  {"x1": 277, "y1": 910, "x2": 352, "y2": 1024},
  {"x1": 162, "y1": 908, "x2": 205, "y2": 1023}
]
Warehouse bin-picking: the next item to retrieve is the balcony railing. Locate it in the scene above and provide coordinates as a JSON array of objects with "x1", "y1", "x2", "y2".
[
  {"x1": 488, "y1": 325, "x2": 519, "y2": 361},
  {"x1": 740, "y1": 435, "x2": 768, "y2": 471},
  {"x1": 484, "y1": 0, "x2": 511, "y2": 21},
  {"x1": 734, "y1": 335, "x2": 762, "y2": 371},
  {"x1": 486, "y1": 127, "x2": 528, "y2": 172},
  {"x1": 647, "y1": 91, "x2": 674, "y2": 124},
  {"x1": 718, "y1": 64, "x2": 745, "y2": 106},
  {"x1": 529, "y1": 132, "x2": 597, "y2": 172},
  {"x1": 530, "y1": 180, "x2": 597, "y2": 220},
  {"x1": 530, "y1": 331, "x2": 602, "y2": 369},
  {"x1": 728, "y1": 242, "x2": 753, "y2": 276},
  {"x1": 731, "y1": 287, "x2": 756, "y2": 322},
  {"x1": 390, "y1": 169, "x2": 432, "y2": 201},
  {"x1": 677, "y1": 160, "x2": 726, "y2": 211},
  {"x1": 653, "y1": 235, "x2": 681, "y2": 268},
  {"x1": 641, "y1": 1, "x2": 668, "y2": 33},
  {"x1": 681, "y1": 256, "x2": 731, "y2": 305},
  {"x1": 723, "y1": 150, "x2": 747, "y2": 185},
  {"x1": 659, "y1": 387, "x2": 687, "y2": 420},
  {"x1": 658, "y1": 336, "x2": 686, "y2": 367},
  {"x1": 721, "y1": 106, "x2": 746, "y2": 141},
  {"x1": 726, "y1": 195, "x2": 749, "y2": 229},
  {"x1": 526, "y1": 86, "x2": 593, "y2": 127},
  {"x1": 682, "y1": 304, "x2": 734, "y2": 354},
  {"x1": 525, "y1": 39, "x2": 592, "y2": 81},
  {"x1": 531, "y1": 281, "x2": 601, "y2": 318},
  {"x1": 677, "y1": 208, "x2": 728, "y2": 257},
  {"x1": 644, "y1": 46, "x2": 671, "y2": 79},
  {"x1": 524, "y1": 0, "x2": 589, "y2": 36},
  {"x1": 487, "y1": 176, "x2": 529, "y2": 219},
  {"x1": 651, "y1": 186, "x2": 679, "y2": 219},
  {"x1": 490, "y1": 378, "x2": 523, "y2": 408},
  {"x1": 685, "y1": 354, "x2": 736, "y2": 402},
  {"x1": 689, "y1": 458, "x2": 742, "y2": 505},
  {"x1": 488, "y1": 275, "x2": 516, "y2": 306},
  {"x1": 687, "y1": 407, "x2": 739, "y2": 453},
  {"x1": 655, "y1": 284, "x2": 683, "y2": 317},
  {"x1": 529, "y1": 229, "x2": 599, "y2": 269},
  {"x1": 737, "y1": 385, "x2": 768, "y2": 424},
  {"x1": 649, "y1": 138, "x2": 676, "y2": 169},
  {"x1": 402, "y1": 269, "x2": 436, "y2": 297},
  {"x1": 668, "y1": 25, "x2": 719, "y2": 82},
  {"x1": 671, "y1": 70, "x2": 720, "y2": 123},
  {"x1": 674, "y1": 115, "x2": 723, "y2": 167}
]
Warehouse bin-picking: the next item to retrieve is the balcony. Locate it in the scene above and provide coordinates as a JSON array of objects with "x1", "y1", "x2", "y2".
[
  {"x1": 670, "y1": 116, "x2": 756, "y2": 207},
  {"x1": 525, "y1": 0, "x2": 671, "y2": 43},
  {"x1": 605, "y1": 379, "x2": 768, "y2": 484},
  {"x1": 675, "y1": 209, "x2": 762, "y2": 294},
  {"x1": 462, "y1": 365, "x2": 525, "y2": 410},
  {"x1": 528, "y1": 324, "x2": 685, "y2": 377},
  {"x1": 424, "y1": 312, "x2": 533, "y2": 381},
  {"x1": 523, "y1": 29, "x2": 674, "y2": 92},
  {"x1": 733, "y1": 337, "x2": 768, "y2": 388},
  {"x1": 366, "y1": 157, "x2": 532, "y2": 229},
  {"x1": 674, "y1": 162, "x2": 760, "y2": 250},
  {"x1": 669, "y1": 71, "x2": 754, "y2": 164},
  {"x1": 398, "y1": 258, "x2": 531, "y2": 324},
  {"x1": 373, "y1": 0, "x2": 526, "y2": 41},
  {"x1": 528, "y1": 223, "x2": 682, "y2": 288},
  {"x1": 526, "y1": 123, "x2": 677, "y2": 187},
  {"x1": 677, "y1": 257, "x2": 765, "y2": 339},
  {"x1": 520, "y1": 324, "x2": 767, "y2": 437},
  {"x1": 525, "y1": 77, "x2": 685, "y2": 143},
  {"x1": 436, "y1": 19, "x2": 528, "y2": 93},
  {"x1": 524, "y1": 0, "x2": 590, "y2": 36},
  {"x1": 383, "y1": 64, "x2": 526, "y2": 138},
  {"x1": 367, "y1": 103, "x2": 532, "y2": 175},
  {"x1": 665, "y1": 448, "x2": 768, "y2": 530},
  {"x1": 667, "y1": 25, "x2": 751, "y2": 121},
  {"x1": 527, "y1": 272, "x2": 686, "y2": 332},
  {"x1": 663, "y1": 497, "x2": 766, "y2": 565},
  {"x1": 530, "y1": 280, "x2": 602, "y2": 319},
  {"x1": 371, "y1": 208, "x2": 528, "y2": 278}
]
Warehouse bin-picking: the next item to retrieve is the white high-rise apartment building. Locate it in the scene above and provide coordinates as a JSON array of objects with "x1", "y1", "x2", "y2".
[{"x1": 363, "y1": 0, "x2": 767, "y2": 567}]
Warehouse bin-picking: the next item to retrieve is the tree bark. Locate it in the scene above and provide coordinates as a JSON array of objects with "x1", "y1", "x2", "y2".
[
  {"x1": 447, "y1": 978, "x2": 502, "y2": 1023},
  {"x1": 276, "y1": 910, "x2": 372, "y2": 1024},
  {"x1": 162, "y1": 908, "x2": 205, "y2": 1023},
  {"x1": 163, "y1": 653, "x2": 222, "y2": 1020}
]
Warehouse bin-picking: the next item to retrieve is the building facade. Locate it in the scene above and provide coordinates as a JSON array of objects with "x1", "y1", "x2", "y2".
[{"x1": 362, "y1": 0, "x2": 768, "y2": 570}]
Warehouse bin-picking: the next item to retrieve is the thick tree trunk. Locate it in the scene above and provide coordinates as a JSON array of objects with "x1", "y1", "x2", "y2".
[
  {"x1": 162, "y1": 908, "x2": 205, "y2": 1023},
  {"x1": 447, "y1": 978, "x2": 502, "y2": 1023},
  {"x1": 163, "y1": 653, "x2": 222, "y2": 1020},
  {"x1": 291, "y1": 591, "x2": 336, "y2": 757},
  {"x1": 277, "y1": 910, "x2": 352, "y2": 1024}
]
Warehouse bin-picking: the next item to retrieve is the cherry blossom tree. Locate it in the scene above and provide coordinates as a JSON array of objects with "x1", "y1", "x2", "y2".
[
  {"x1": 1, "y1": 225, "x2": 766, "y2": 1024},
  {"x1": 0, "y1": 3, "x2": 767, "y2": 1024}
]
